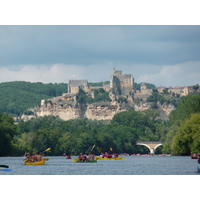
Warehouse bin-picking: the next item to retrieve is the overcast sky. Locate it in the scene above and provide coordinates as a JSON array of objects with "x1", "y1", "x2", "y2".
[{"x1": 0, "y1": 25, "x2": 200, "y2": 87}]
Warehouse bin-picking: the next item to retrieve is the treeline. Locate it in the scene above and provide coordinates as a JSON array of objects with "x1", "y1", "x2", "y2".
[
  {"x1": 0, "y1": 81, "x2": 68, "y2": 116},
  {"x1": 0, "y1": 94, "x2": 199, "y2": 157},
  {"x1": 162, "y1": 94, "x2": 200, "y2": 155},
  {"x1": 1, "y1": 109, "x2": 163, "y2": 156}
]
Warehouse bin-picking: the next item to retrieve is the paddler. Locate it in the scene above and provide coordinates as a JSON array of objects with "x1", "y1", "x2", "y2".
[
  {"x1": 78, "y1": 153, "x2": 84, "y2": 161},
  {"x1": 88, "y1": 152, "x2": 95, "y2": 161},
  {"x1": 107, "y1": 152, "x2": 112, "y2": 158},
  {"x1": 31, "y1": 153, "x2": 37, "y2": 162},
  {"x1": 104, "y1": 152, "x2": 108, "y2": 157},
  {"x1": 114, "y1": 152, "x2": 119, "y2": 158},
  {"x1": 24, "y1": 153, "x2": 32, "y2": 162},
  {"x1": 36, "y1": 152, "x2": 44, "y2": 161}
]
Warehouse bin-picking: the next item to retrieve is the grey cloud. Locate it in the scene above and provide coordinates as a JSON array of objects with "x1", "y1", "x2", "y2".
[{"x1": 0, "y1": 25, "x2": 200, "y2": 67}]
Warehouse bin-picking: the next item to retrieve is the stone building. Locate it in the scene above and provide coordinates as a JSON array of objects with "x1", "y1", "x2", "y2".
[
  {"x1": 110, "y1": 68, "x2": 134, "y2": 99},
  {"x1": 68, "y1": 80, "x2": 89, "y2": 94}
]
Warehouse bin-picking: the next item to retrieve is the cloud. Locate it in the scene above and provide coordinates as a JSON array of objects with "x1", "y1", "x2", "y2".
[
  {"x1": 137, "y1": 61, "x2": 200, "y2": 87},
  {"x1": 0, "y1": 64, "x2": 83, "y2": 83},
  {"x1": 0, "y1": 61, "x2": 199, "y2": 87}
]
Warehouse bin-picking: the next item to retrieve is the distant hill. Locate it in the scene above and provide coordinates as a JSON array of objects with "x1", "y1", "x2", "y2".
[
  {"x1": 0, "y1": 81, "x2": 156, "y2": 117},
  {"x1": 0, "y1": 81, "x2": 68, "y2": 116}
]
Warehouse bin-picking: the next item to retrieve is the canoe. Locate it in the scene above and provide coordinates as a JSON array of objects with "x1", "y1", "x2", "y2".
[
  {"x1": 22, "y1": 158, "x2": 48, "y2": 165},
  {"x1": 74, "y1": 160, "x2": 97, "y2": 163},
  {"x1": 96, "y1": 156, "x2": 122, "y2": 160}
]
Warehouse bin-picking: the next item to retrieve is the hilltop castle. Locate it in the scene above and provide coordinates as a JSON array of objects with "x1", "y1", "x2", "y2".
[
  {"x1": 21, "y1": 67, "x2": 199, "y2": 122},
  {"x1": 68, "y1": 68, "x2": 135, "y2": 102}
]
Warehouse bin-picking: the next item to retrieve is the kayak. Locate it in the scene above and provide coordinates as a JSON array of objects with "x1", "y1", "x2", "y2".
[
  {"x1": 22, "y1": 158, "x2": 49, "y2": 165},
  {"x1": 74, "y1": 160, "x2": 97, "y2": 163},
  {"x1": 96, "y1": 156, "x2": 122, "y2": 160},
  {"x1": 23, "y1": 160, "x2": 45, "y2": 165}
]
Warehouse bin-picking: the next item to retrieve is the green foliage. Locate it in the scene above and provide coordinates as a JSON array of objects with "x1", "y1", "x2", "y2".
[
  {"x1": 171, "y1": 113, "x2": 200, "y2": 155},
  {"x1": 0, "y1": 112, "x2": 18, "y2": 156},
  {"x1": 193, "y1": 84, "x2": 199, "y2": 91},
  {"x1": 11, "y1": 109, "x2": 165, "y2": 156},
  {"x1": 163, "y1": 94, "x2": 200, "y2": 154},
  {"x1": 147, "y1": 90, "x2": 181, "y2": 109},
  {"x1": 111, "y1": 110, "x2": 158, "y2": 141},
  {"x1": 76, "y1": 88, "x2": 111, "y2": 104},
  {"x1": 93, "y1": 88, "x2": 111, "y2": 102},
  {"x1": 0, "y1": 81, "x2": 68, "y2": 116},
  {"x1": 167, "y1": 94, "x2": 200, "y2": 126}
]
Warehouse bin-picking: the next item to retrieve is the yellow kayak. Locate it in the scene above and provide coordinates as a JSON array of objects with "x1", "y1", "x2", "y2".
[
  {"x1": 96, "y1": 156, "x2": 122, "y2": 160},
  {"x1": 22, "y1": 158, "x2": 49, "y2": 165}
]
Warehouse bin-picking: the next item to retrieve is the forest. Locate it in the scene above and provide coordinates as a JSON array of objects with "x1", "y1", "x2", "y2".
[{"x1": 0, "y1": 81, "x2": 200, "y2": 157}]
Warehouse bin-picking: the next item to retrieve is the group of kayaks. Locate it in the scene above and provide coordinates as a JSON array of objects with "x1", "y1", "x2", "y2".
[
  {"x1": 21, "y1": 156, "x2": 122, "y2": 165},
  {"x1": 72, "y1": 156, "x2": 122, "y2": 163}
]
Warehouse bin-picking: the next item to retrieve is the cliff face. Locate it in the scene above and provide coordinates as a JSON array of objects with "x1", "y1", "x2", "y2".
[
  {"x1": 23, "y1": 94, "x2": 175, "y2": 122},
  {"x1": 34, "y1": 101, "x2": 124, "y2": 121}
]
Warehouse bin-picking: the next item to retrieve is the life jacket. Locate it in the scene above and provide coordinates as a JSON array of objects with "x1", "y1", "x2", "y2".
[
  {"x1": 79, "y1": 154, "x2": 84, "y2": 159},
  {"x1": 107, "y1": 154, "x2": 112, "y2": 158}
]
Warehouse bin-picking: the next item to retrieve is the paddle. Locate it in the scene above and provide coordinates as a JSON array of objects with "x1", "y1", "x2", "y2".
[
  {"x1": 0, "y1": 168, "x2": 13, "y2": 172},
  {"x1": 0, "y1": 165, "x2": 9, "y2": 168},
  {"x1": 90, "y1": 145, "x2": 96, "y2": 152},
  {"x1": 42, "y1": 158, "x2": 49, "y2": 161},
  {"x1": 43, "y1": 148, "x2": 51, "y2": 152}
]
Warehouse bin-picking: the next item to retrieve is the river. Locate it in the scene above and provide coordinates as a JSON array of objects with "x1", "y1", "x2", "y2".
[{"x1": 1, "y1": 155, "x2": 199, "y2": 175}]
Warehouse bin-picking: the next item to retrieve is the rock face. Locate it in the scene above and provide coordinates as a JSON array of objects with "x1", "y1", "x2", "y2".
[
  {"x1": 31, "y1": 94, "x2": 126, "y2": 121},
  {"x1": 24, "y1": 94, "x2": 175, "y2": 122}
]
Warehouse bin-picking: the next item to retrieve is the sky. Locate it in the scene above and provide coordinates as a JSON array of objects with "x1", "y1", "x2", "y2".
[{"x1": 0, "y1": 25, "x2": 200, "y2": 87}]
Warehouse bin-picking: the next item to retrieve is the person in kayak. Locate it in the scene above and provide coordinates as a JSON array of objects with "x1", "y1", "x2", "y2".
[
  {"x1": 32, "y1": 153, "x2": 37, "y2": 162},
  {"x1": 36, "y1": 152, "x2": 44, "y2": 161},
  {"x1": 88, "y1": 152, "x2": 95, "y2": 161},
  {"x1": 107, "y1": 152, "x2": 112, "y2": 158},
  {"x1": 78, "y1": 153, "x2": 84, "y2": 161},
  {"x1": 24, "y1": 153, "x2": 32, "y2": 162},
  {"x1": 100, "y1": 152, "x2": 105, "y2": 158},
  {"x1": 114, "y1": 153, "x2": 119, "y2": 158}
]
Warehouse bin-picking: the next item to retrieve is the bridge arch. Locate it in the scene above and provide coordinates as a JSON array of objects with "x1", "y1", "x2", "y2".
[{"x1": 137, "y1": 141, "x2": 163, "y2": 155}]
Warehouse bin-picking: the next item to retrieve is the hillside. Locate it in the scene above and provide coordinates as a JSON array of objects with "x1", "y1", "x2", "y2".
[
  {"x1": 0, "y1": 81, "x2": 156, "y2": 117},
  {"x1": 0, "y1": 81, "x2": 68, "y2": 116}
]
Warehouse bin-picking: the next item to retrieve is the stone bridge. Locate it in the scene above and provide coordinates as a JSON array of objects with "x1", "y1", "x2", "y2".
[{"x1": 136, "y1": 141, "x2": 163, "y2": 155}]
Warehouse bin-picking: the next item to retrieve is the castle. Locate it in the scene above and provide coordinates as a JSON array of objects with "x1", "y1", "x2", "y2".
[
  {"x1": 68, "y1": 68, "x2": 135, "y2": 102},
  {"x1": 21, "y1": 67, "x2": 199, "y2": 122}
]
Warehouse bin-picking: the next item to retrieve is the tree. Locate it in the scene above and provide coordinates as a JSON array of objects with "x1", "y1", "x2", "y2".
[
  {"x1": 0, "y1": 112, "x2": 18, "y2": 156},
  {"x1": 171, "y1": 113, "x2": 200, "y2": 155},
  {"x1": 167, "y1": 94, "x2": 200, "y2": 126},
  {"x1": 111, "y1": 110, "x2": 156, "y2": 141},
  {"x1": 193, "y1": 84, "x2": 199, "y2": 92}
]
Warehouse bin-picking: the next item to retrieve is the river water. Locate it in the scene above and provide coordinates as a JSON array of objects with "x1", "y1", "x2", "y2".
[{"x1": 0, "y1": 155, "x2": 199, "y2": 175}]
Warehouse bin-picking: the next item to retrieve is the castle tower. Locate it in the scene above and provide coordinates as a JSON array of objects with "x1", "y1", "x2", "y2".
[
  {"x1": 140, "y1": 82, "x2": 147, "y2": 90},
  {"x1": 110, "y1": 68, "x2": 134, "y2": 100}
]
